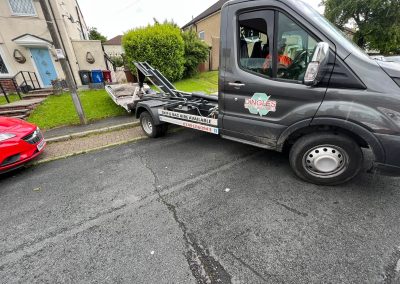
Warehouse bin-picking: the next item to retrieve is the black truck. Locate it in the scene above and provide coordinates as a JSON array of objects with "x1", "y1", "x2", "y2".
[{"x1": 130, "y1": 0, "x2": 400, "y2": 185}]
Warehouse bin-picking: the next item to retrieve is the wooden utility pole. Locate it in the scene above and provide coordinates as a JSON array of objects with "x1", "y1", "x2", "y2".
[{"x1": 39, "y1": 0, "x2": 86, "y2": 125}]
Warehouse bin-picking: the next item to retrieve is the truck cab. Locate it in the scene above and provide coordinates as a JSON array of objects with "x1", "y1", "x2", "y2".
[
  {"x1": 217, "y1": 0, "x2": 400, "y2": 184},
  {"x1": 134, "y1": 0, "x2": 400, "y2": 185}
]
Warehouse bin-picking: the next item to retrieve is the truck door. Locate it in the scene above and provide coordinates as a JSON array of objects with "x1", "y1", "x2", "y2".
[{"x1": 221, "y1": 6, "x2": 332, "y2": 148}]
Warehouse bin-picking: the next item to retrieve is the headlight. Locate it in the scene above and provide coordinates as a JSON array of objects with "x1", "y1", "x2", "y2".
[{"x1": 0, "y1": 133, "x2": 16, "y2": 142}]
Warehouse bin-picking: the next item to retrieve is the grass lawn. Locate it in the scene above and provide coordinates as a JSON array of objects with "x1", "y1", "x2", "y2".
[
  {"x1": 27, "y1": 71, "x2": 219, "y2": 130},
  {"x1": 0, "y1": 94, "x2": 20, "y2": 105},
  {"x1": 28, "y1": 89, "x2": 126, "y2": 130},
  {"x1": 174, "y1": 71, "x2": 218, "y2": 93}
]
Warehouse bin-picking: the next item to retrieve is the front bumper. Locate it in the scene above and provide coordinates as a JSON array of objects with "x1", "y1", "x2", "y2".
[
  {"x1": 374, "y1": 133, "x2": 400, "y2": 176},
  {"x1": 0, "y1": 145, "x2": 45, "y2": 174},
  {"x1": 0, "y1": 130, "x2": 46, "y2": 174}
]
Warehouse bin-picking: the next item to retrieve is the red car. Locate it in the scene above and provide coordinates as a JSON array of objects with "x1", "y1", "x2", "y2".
[{"x1": 0, "y1": 117, "x2": 46, "y2": 174}]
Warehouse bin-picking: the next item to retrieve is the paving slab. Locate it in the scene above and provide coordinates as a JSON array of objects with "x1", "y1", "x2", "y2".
[{"x1": 0, "y1": 98, "x2": 44, "y2": 109}]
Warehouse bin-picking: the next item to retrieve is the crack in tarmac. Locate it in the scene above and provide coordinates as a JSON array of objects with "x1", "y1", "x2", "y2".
[
  {"x1": 274, "y1": 201, "x2": 308, "y2": 218},
  {"x1": 0, "y1": 151, "x2": 258, "y2": 274},
  {"x1": 138, "y1": 151, "x2": 233, "y2": 284}
]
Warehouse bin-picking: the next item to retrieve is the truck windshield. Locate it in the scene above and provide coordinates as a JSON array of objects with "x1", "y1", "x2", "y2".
[{"x1": 297, "y1": 0, "x2": 370, "y2": 60}]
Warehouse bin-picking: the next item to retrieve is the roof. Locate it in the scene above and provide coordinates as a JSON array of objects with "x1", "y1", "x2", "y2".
[
  {"x1": 182, "y1": 0, "x2": 229, "y2": 29},
  {"x1": 103, "y1": 35, "x2": 123, "y2": 46}
]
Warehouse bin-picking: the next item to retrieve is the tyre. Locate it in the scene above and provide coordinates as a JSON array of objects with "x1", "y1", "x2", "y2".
[
  {"x1": 289, "y1": 132, "x2": 363, "y2": 185},
  {"x1": 140, "y1": 111, "x2": 167, "y2": 138}
]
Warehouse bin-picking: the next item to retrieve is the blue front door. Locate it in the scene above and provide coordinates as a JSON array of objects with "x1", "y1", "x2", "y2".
[{"x1": 30, "y1": 48, "x2": 57, "y2": 87}]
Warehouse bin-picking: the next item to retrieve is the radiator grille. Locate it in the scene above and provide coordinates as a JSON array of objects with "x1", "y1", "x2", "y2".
[{"x1": 22, "y1": 128, "x2": 43, "y2": 145}]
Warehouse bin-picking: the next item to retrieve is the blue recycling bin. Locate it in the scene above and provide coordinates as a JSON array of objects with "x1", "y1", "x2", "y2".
[{"x1": 91, "y1": 70, "x2": 104, "y2": 83}]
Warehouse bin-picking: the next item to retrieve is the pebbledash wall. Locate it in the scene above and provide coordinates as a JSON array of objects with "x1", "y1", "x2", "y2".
[{"x1": 0, "y1": 0, "x2": 106, "y2": 87}]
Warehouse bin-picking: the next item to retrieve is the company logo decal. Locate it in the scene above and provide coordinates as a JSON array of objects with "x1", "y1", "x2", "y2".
[{"x1": 245, "y1": 93, "x2": 277, "y2": 116}]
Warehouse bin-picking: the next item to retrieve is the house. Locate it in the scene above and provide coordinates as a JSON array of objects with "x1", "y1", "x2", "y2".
[
  {"x1": 0, "y1": 0, "x2": 109, "y2": 89},
  {"x1": 182, "y1": 0, "x2": 229, "y2": 71},
  {"x1": 103, "y1": 35, "x2": 124, "y2": 58}
]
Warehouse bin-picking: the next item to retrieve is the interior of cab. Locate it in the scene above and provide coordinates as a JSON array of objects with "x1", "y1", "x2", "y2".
[{"x1": 239, "y1": 12, "x2": 318, "y2": 82}]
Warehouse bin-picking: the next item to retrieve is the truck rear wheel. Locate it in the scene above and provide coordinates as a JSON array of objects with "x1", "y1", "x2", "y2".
[
  {"x1": 140, "y1": 111, "x2": 167, "y2": 138},
  {"x1": 289, "y1": 133, "x2": 363, "y2": 185}
]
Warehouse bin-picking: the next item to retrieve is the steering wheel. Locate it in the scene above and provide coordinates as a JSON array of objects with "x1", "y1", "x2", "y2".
[
  {"x1": 290, "y1": 50, "x2": 308, "y2": 69},
  {"x1": 277, "y1": 65, "x2": 288, "y2": 77},
  {"x1": 282, "y1": 50, "x2": 308, "y2": 79}
]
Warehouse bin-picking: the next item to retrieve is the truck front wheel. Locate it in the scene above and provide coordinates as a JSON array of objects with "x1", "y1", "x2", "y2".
[
  {"x1": 289, "y1": 133, "x2": 363, "y2": 185},
  {"x1": 140, "y1": 111, "x2": 167, "y2": 138}
]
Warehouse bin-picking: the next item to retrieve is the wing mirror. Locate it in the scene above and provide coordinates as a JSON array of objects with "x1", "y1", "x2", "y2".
[{"x1": 304, "y1": 42, "x2": 330, "y2": 86}]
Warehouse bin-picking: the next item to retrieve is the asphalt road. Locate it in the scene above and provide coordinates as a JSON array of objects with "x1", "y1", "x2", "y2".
[{"x1": 1, "y1": 129, "x2": 400, "y2": 283}]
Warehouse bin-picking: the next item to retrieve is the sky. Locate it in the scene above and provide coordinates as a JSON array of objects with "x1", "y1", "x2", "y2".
[{"x1": 78, "y1": 0, "x2": 323, "y2": 39}]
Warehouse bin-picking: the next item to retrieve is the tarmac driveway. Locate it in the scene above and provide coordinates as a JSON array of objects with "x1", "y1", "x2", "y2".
[{"x1": 1, "y1": 129, "x2": 400, "y2": 283}]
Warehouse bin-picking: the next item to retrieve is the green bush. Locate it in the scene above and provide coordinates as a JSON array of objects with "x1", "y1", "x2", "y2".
[
  {"x1": 182, "y1": 30, "x2": 210, "y2": 78},
  {"x1": 110, "y1": 56, "x2": 124, "y2": 67},
  {"x1": 123, "y1": 23, "x2": 185, "y2": 82}
]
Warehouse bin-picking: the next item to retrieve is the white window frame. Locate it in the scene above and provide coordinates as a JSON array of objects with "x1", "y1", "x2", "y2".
[
  {"x1": 0, "y1": 46, "x2": 12, "y2": 78},
  {"x1": 7, "y1": 0, "x2": 37, "y2": 17},
  {"x1": 198, "y1": 31, "x2": 205, "y2": 41}
]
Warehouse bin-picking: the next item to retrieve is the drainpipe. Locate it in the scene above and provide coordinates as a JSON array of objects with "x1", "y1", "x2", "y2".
[
  {"x1": 75, "y1": 0, "x2": 89, "y2": 37},
  {"x1": 47, "y1": 0, "x2": 77, "y2": 86},
  {"x1": 208, "y1": 46, "x2": 212, "y2": 71},
  {"x1": 75, "y1": 6, "x2": 85, "y2": 40}
]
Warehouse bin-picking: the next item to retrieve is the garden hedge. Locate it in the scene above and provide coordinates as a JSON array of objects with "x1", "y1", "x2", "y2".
[{"x1": 122, "y1": 23, "x2": 185, "y2": 82}]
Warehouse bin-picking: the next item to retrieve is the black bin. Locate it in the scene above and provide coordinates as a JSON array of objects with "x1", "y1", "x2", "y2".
[{"x1": 79, "y1": 70, "x2": 91, "y2": 85}]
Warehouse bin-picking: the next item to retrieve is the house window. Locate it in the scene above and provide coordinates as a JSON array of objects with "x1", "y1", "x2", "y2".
[
  {"x1": 0, "y1": 47, "x2": 10, "y2": 75},
  {"x1": 198, "y1": 31, "x2": 205, "y2": 41},
  {"x1": 8, "y1": 0, "x2": 36, "y2": 16}
]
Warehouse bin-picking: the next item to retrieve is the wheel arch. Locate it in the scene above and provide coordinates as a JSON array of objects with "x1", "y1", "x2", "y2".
[
  {"x1": 135, "y1": 102, "x2": 163, "y2": 125},
  {"x1": 277, "y1": 118, "x2": 386, "y2": 163},
  {"x1": 135, "y1": 106, "x2": 148, "y2": 119}
]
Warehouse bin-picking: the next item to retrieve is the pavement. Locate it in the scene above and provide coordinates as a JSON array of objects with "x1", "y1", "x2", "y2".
[
  {"x1": 35, "y1": 115, "x2": 144, "y2": 163},
  {"x1": 38, "y1": 127, "x2": 146, "y2": 163},
  {"x1": 43, "y1": 115, "x2": 136, "y2": 139},
  {"x1": 1, "y1": 129, "x2": 400, "y2": 283}
]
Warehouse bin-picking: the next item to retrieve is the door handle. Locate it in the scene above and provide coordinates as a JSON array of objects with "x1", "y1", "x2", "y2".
[{"x1": 229, "y1": 82, "x2": 246, "y2": 87}]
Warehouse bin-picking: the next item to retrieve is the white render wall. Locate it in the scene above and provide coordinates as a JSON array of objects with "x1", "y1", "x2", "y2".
[
  {"x1": 0, "y1": 0, "x2": 63, "y2": 84},
  {"x1": 104, "y1": 45, "x2": 124, "y2": 58},
  {"x1": 72, "y1": 40, "x2": 107, "y2": 71},
  {"x1": 0, "y1": 0, "x2": 104, "y2": 86}
]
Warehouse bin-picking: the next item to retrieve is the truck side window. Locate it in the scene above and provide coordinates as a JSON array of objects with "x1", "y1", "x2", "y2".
[
  {"x1": 276, "y1": 12, "x2": 318, "y2": 82},
  {"x1": 238, "y1": 12, "x2": 274, "y2": 78}
]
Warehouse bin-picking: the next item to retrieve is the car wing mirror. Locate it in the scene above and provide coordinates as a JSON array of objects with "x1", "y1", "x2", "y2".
[{"x1": 304, "y1": 42, "x2": 330, "y2": 86}]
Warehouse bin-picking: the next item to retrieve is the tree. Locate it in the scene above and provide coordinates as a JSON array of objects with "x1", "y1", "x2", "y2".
[
  {"x1": 182, "y1": 29, "x2": 209, "y2": 77},
  {"x1": 323, "y1": 0, "x2": 400, "y2": 54},
  {"x1": 88, "y1": 27, "x2": 107, "y2": 43}
]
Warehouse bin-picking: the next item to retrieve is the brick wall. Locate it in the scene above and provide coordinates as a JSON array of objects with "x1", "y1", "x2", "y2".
[
  {"x1": 195, "y1": 12, "x2": 222, "y2": 71},
  {"x1": 0, "y1": 79, "x2": 17, "y2": 93}
]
